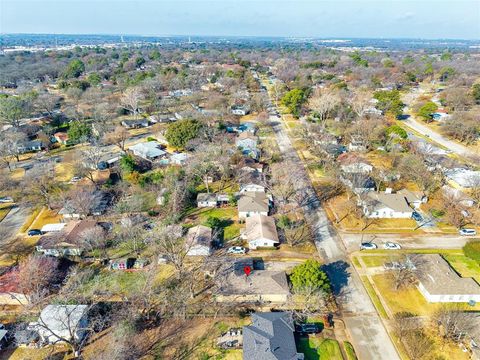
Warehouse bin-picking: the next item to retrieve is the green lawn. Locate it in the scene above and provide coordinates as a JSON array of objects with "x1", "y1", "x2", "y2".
[
  {"x1": 360, "y1": 255, "x2": 392, "y2": 268},
  {"x1": 444, "y1": 254, "x2": 480, "y2": 283},
  {"x1": 188, "y1": 206, "x2": 242, "y2": 241},
  {"x1": 360, "y1": 276, "x2": 389, "y2": 319},
  {"x1": 297, "y1": 338, "x2": 343, "y2": 360},
  {"x1": 79, "y1": 269, "x2": 147, "y2": 298},
  {"x1": 343, "y1": 341, "x2": 358, "y2": 360}
]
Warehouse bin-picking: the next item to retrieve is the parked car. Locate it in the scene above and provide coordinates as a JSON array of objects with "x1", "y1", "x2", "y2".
[
  {"x1": 227, "y1": 246, "x2": 246, "y2": 255},
  {"x1": 27, "y1": 229, "x2": 43, "y2": 236},
  {"x1": 295, "y1": 323, "x2": 321, "y2": 335},
  {"x1": 360, "y1": 242, "x2": 377, "y2": 250},
  {"x1": 69, "y1": 176, "x2": 82, "y2": 183},
  {"x1": 383, "y1": 242, "x2": 401, "y2": 250},
  {"x1": 459, "y1": 228, "x2": 477, "y2": 236},
  {"x1": 412, "y1": 212, "x2": 423, "y2": 222},
  {"x1": 0, "y1": 197, "x2": 14, "y2": 203}
]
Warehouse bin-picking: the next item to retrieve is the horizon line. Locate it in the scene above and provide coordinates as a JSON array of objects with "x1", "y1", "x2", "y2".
[{"x1": 1, "y1": 32, "x2": 479, "y2": 42}]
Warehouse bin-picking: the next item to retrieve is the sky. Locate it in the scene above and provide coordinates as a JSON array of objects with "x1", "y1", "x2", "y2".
[{"x1": 1, "y1": 0, "x2": 479, "y2": 39}]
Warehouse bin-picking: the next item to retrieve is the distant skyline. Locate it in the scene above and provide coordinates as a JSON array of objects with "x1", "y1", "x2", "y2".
[{"x1": 1, "y1": 0, "x2": 480, "y2": 40}]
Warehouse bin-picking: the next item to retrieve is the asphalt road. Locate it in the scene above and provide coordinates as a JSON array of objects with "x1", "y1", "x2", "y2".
[
  {"x1": 269, "y1": 116, "x2": 400, "y2": 360},
  {"x1": 339, "y1": 232, "x2": 470, "y2": 253},
  {"x1": 0, "y1": 204, "x2": 30, "y2": 241}
]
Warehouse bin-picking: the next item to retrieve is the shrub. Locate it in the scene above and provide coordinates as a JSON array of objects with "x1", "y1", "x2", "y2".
[
  {"x1": 290, "y1": 260, "x2": 331, "y2": 293},
  {"x1": 463, "y1": 241, "x2": 480, "y2": 263}
]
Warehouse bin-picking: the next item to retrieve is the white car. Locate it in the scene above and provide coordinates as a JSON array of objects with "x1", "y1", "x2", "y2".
[
  {"x1": 383, "y1": 242, "x2": 401, "y2": 250},
  {"x1": 360, "y1": 242, "x2": 377, "y2": 250},
  {"x1": 459, "y1": 228, "x2": 477, "y2": 236},
  {"x1": 227, "y1": 246, "x2": 246, "y2": 255}
]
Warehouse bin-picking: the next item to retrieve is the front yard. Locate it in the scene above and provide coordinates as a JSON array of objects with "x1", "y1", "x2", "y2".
[{"x1": 297, "y1": 337, "x2": 343, "y2": 360}]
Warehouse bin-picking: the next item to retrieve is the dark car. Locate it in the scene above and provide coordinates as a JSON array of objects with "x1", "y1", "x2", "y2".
[
  {"x1": 295, "y1": 323, "x2": 321, "y2": 335},
  {"x1": 27, "y1": 229, "x2": 43, "y2": 236},
  {"x1": 412, "y1": 212, "x2": 423, "y2": 222}
]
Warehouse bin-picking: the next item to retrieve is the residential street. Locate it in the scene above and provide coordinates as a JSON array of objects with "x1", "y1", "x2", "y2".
[
  {"x1": 0, "y1": 204, "x2": 30, "y2": 242},
  {"x1": 269, "y1": 116, "x2": 401, "y2": 360},
  {"x1": 339, "y1": 232, "x2": 469, "y2": 253},
  {"x1": 401, "y1": 89, "x2": 476, "y2": 159}
]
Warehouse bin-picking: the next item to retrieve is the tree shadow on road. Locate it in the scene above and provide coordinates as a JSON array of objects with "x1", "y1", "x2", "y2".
[{"x1": 322, "y1": 260, "x2": 351, "y2": 297}]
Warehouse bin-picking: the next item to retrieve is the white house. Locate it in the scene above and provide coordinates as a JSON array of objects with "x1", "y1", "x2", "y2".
[
  {"x1": 129, "y1": 141, "x2": 166, "y2": 161},
  {"x1": 243, "y1": 215, "x2": 279, "y2": 249},
  {"x1": 35, "y1": 305, "x2": 89, "y2": 344},
  {"x1": 197, "y1": 193, "x2": 218, "y2": 208},
  {"x1": 235, "y1": 133, "x2": 258, "y2": 151},
  {"x1": 238, "y1": 192, "x2": 269, "y2": 219},
  {"x1": 397, "y1": 189, "x2": 427, "y2": 209},
  {"x1": 170, "y1": 152, "x2": 188, "y2": 165},
  {"x1": 445, "y1": 168, "x2": 480, "y2": 189},
  {"x1": 231, "y1": 105, "x2": 250, "y2": 116},
  {"x1": 239, "y1": 183, "x2": 265, "y2": 193},
  {"x1": 417, "y1": 254, "x2": 480, "y2": 303},
  {"x1": 186, "y1": 225, "x2": 213, "y2": 256},
  {"x1": 362, "y1": 191, "x2": 414, "y2": 218}
]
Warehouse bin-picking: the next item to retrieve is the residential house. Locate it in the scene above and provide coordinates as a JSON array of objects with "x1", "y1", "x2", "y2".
[
  {"x1": 417, "y1": 254, "x2": 480, "y2": 303},
  {"x1": 18, "y1": 140, "x2": 44, "y2": 153},
  {"x1": 243, "y1": 312, "x2": 304, "y2": 360},
  {"x1": 397, "y1": 189, "x2": 427, "y2": 209},
  {"x1": 337, "y1": 153, "x2": 373, "y2": 174},
  {"x1": 34, "y1": 305, "x2": 89, "y2": 344},
  {"x1": 323, "y1": 143, "x2": 347, "y2": 158},
  {"x1": 170, "y1": 152, "x2": 189, "y2": 165},
  {"x1": 197, "y1": 193, "x2": 218, "y2": 208},
  {"x1": 53, "y1": 132, "x2": 70, "y2": 145},
  {"x1": 243, "y1": 215, "x2": 279, "y2": 249},
  {"x1": 149, "y1": 113, "x2": 176, "y2": 123},
  {"x1": 121, "y1": 118, "x2": 149, "y2": 129},
  {"x1": 238, "y1": 192, "x2": 269, "y2": 219},
  {"x1": 231, "y1": 104, "x2": 250, "y2": 116},
  {"x1": 216, "y1": 269, "x2": 290, "y2": 304},
  {"x1": 169, "y1": 89, "x2": 193, "y2": 97},
  {"x1": 361, "y1": 190, "x2": 414, "y2": 218},
  {"x1": 59, "y1": 191, "x2": 112, "y2": 219},
  {"x1": 442, "y1": 185, "x2": 475, "y2": 208},
  {"x1": 240, "y1": 173, "x2": 265, "y2": 193},
  {"x1": 430, "y1": 109, "x2": 451, "y2": 121},
  {"x1": 36, "y1": 220, "x2": 105, "y2": 257},
  {"x1": 445, "y1": 168, "x2": 480, "y2": 189},
  {"x1": 235, "y1": 132, "x2": 258, "y2": 152},
  {"x1": 129, "y1": 141, "x2": 167, "y2": 161},
  {"x1": 347, "y1": 137, "x2": 367, "y2": 152},
  {"x1": 227, "y1": 122, "x2": 256, "y2": 134},
  {"x1": 237, "y1": 158, "x2": 264, "y2": 174},
  {"x1": 341, "y1": 173, "x2": 376, "y2": 194},
  {"x1": 186, "y1": 225, "x2": 213, "y2": 256}
]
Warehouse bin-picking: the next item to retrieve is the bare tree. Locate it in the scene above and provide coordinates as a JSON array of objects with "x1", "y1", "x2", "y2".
[
  {"x1": 35, "y1": 92, "x2": 60, "y2": 117},
  {"x1": 308, "y1": 88, "x2": 341, "y2": 122},
  {"x1": 432, "y1": 305, "x2": 479, "y2": 343},
  {"x1": 153, "y1": 224, "x2": 187, "y2": 275},
  {"x1": 12, "y1": 254, "x2": 59, "y2": 307},
  {"x1": 121, "y1": 87, "x2": 143, "y2": 119},
  {"x1": 76, "y1": 225, "x2": 108, "y2": 258},
  {"x1": 402, "y1": 330, "x2": 433, "y2": 360},
  {"x1": 73, "y1": 145, "x2": 104, "y2": 185},
  {"x1": 103, "y1": 125, "x2": 129, "y2": 152}
]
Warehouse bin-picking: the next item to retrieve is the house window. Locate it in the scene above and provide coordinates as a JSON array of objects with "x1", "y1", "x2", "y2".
[{"x1": 118, "y1": 263, "x2": 126, "y2": 270}]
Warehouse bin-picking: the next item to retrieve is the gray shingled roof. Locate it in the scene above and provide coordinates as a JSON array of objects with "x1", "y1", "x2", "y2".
[{"x1": 243, "y1": 312, "x2": 303, "y2": 360}]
